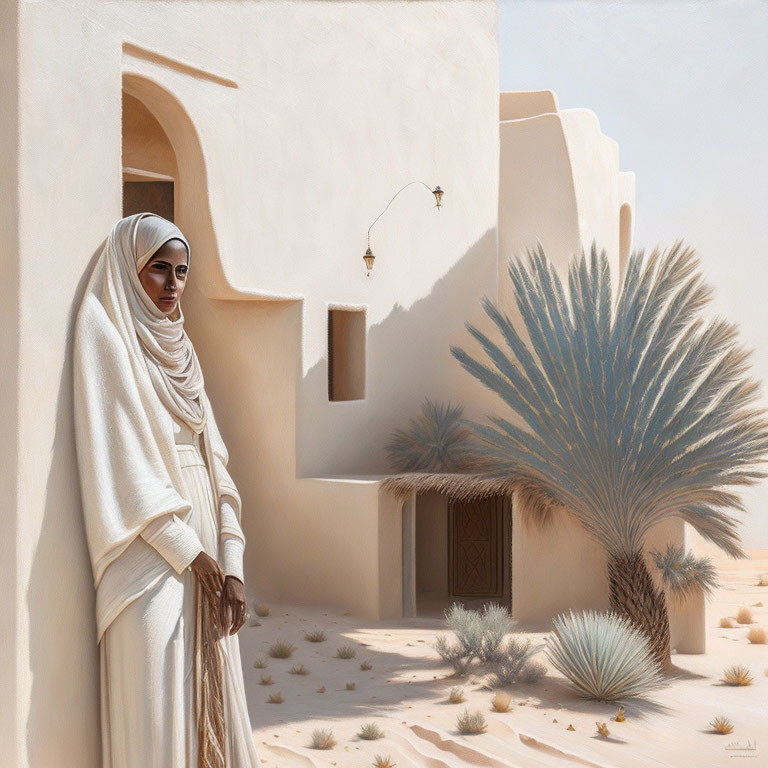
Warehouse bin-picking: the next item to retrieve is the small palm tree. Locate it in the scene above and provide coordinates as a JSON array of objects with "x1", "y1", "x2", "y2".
[
  {"x1": 650, "y1": 543, "x2": 719, "y2": 601},
  {"x1": 450, "y1": 242, "x2": 768, "y2": 671},
  {"x1": 385, "y1": 397, "x2": 482, "y2": 472}
]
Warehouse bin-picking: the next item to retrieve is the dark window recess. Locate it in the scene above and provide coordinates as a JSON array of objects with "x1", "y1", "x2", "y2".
[
  {"x1": 328, "y1": 308, "x2": 366, "y2": 401},
  {"x1": 123, "y1": 181, "x2": 174, "y2": 222}
]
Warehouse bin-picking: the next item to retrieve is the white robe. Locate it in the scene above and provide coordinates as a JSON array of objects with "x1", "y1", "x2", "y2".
[{"x1": 98, "y1": 414, "x2": 261, "y2": 767}]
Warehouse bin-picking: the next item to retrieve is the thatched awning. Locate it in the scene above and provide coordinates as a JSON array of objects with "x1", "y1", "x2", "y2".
[
  {"x1": 380, "y1": 472, "x2": 518, "y2": 502},
  {"x1": 380, "y1": 472, "x2": 560, "y2": 529}
]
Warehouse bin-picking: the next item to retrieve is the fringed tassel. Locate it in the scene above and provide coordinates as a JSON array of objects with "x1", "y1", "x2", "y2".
[{"x1": 196, "y1": 580, "x2": 227, "y2": 768}]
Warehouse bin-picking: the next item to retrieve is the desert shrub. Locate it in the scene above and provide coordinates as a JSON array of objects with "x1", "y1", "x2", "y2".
[
  {"x1": 491, "y1": 691, "x2": 512, "y2": 712},
  {"x1": 267, "y1": 690, "x2": 284, "y2": 703},
  {"x1": 304, "y1": 629, "x2": 327, "y2": 643},
  {"x1": 432, "y1": 601, "x2": 517, "y2": 675},
  {"x1": 356, "y1": 722, "x2": 384, "y2": 740},
  {"x1": 736, "y1": 607, "x2": 754, "y2": 624},
  {"x1": 747, "y1": 627, "x2": 767, "y2": 644},
  {"x1": 546, "y1": 610, "x2": 665, "y2": 701},
  {"x1": 345, "y1": 681, "x2": 356, "y2": 690},
  {"x1": 720, "y1": 617, "x2": 736, "y2": 628},
  {"x1": 710, "y1": 716, "x2": 734, "y2": 734},
  {"x1": 757, "y1": 574, "x2": 768, "y2": 587},
  {"x1": 486, "y1": 636, "x2": 545, "y2": 687},
  {"x1": 259, "y1": 674, "x2": 273, "y2": 686},
  {"x1": 722, "y1": 665, "x2": 753, "y2": 686},
  {"x1": 252, "y1": 655, "x2": 268, "y2": 669},
  {"x1": 372, "y1": 755, "x2": 396, "y2": 768},
  {"x1": 309, "y1": 728, "x2": 336, "y2": 749},
  {"x1": 254, "y1": 602, "x2": 270, "y2": 617},
  {"x1": 456, "y1": 708, "x2": 487, "y2": 734},
  {"x1": 360, "y1": 660, "x2": 373, "y2": 670},
  {"x1": 336, "y1": 644, "x2": 357, "y2": 659},
  {"x1": 316, "y1": 685, "x2": 326, "y2": 693},
  {"x1": 289, "y1": 664, "x2": 309, "y2": 675},
  {"x1": 519, "y1": 660, "x2": 547, "y2": 684},
  {"x1": 595, "y1": 721, "x2": 610, "y2": 737},
  {"x1": 447, "y1": 687, "x2": 466, "y2": 704},
  {"x1": 268, "y1": 639, "x2": 297, "y2": 659}
]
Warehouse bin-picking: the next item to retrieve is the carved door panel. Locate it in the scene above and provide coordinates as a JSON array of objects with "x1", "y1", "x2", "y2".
[{"x1": 449, "y1": 495, "x2": 506, "y2": 597}]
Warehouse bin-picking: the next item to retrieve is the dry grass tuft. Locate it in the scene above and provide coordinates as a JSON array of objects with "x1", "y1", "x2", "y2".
[
  {"x1": 289, "y1": 664, "x2": 310, "y2": 675},
  {"x1": 268, "y1": 639, "x2": 297, "y2": 659},
  {"x1": 346, "y1": 681, "x2": 356, "y2": 690},
  {"x1": 316, "y1": 685, "x2": 326, "y2": 694},
  {"x1": 254, "y1": 603, "x2": 271, "y2": 617},
  {"x1": 595, "y1": 721, "x2": 610, "y2": 737},
  {"x1": 267, "y1": 690, "x2": 284, "y2": 703},
  {"x1": 719, "y1": 617, "x2": 737, "y2": 628},
  {"x1": 747, "y1": 626, "x2": 767, "y2": 644},
  {"x1": 259, "y1": 674, "x2": 273, "y2": 686},
  {"x1": 356, "y1": 722, "x2": 384, "y2": 740},
  {"x1": 448, "y1": 687, "x2": 466, "y2": 704},
  {"x1": 360, "y1": 660, "x2": 373, "y2": 670},
  {"x1": 372, "y1": 755, "x2": 397, "y2": 768},
  {"x1": 304, "y1": 629, "x2": 327, "y2": 643},
  {"x1": 736, "y1": 607, "x2": 754, "y2": 624},
  {"x1": 252, "y1": 655, "x2": 268, "y2": 669},
  {"x1": 710, "y1": 715, "x2": 734, "y2": 734},
  {"x1": 336, "y1": 644, "x2": 357, "y2": 659},
  {"x1": 491, "y1": 691, "x2": 512, "y2": 712},
  {"x1": 757, "y1": 574, "x2": 768, "y2": 587},
  {"x1": 309, "y1": 728, "x2": 336, "y2": 749},
  {"x1": 722, "y1": 664, "x2": 753, "y2": 686},
  {"x1": 456, "y1": 708, "x2": 487, "y2": 734}
]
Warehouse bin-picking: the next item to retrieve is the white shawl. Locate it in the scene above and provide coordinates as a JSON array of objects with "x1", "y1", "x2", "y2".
[{"x1": 73, "y1": 213, "x2": 242, "y2": 635}]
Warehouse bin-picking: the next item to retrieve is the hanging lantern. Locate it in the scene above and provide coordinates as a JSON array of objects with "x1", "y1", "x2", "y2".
[{"x1": 363, "y1": 246, "x2": 375, "y2": 276}]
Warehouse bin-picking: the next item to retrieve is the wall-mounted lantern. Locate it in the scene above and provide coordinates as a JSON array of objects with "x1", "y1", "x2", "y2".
[{"x1": 364, "y1": 181, "x2": 444, "y2": 277}]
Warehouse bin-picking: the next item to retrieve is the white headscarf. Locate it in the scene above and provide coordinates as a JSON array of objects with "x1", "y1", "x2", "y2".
[
  {"x1": 106, "y1": 212, "x2": 207, "y2": 433},
  {"x1": 73, "y1": 213, "x2": 241, "y2": 606}
]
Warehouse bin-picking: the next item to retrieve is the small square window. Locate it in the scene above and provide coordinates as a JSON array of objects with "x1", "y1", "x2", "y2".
[{"x1": 328, "y1": 308, "x2": 366, "y2": 401}]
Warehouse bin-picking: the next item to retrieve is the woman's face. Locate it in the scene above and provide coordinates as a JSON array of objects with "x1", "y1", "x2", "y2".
[{"x1": 138, "y1": 238, "x2": 189, "y2": 315}]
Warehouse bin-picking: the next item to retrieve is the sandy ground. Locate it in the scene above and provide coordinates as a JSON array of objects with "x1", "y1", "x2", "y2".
[{"x1": 238, "y1": 551, "x2": 768, "y2": 768}]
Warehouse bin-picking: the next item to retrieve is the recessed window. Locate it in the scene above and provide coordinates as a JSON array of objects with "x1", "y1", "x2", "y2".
[
  {"x1": 619, "y1": 203, "x2": 632, "y2": 279},
  {"x1": 328, "y1": 308, "x2": 366, "y2": 401}
]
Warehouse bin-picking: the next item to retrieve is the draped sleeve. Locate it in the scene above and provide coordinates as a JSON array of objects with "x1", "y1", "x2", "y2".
[
  {"x1": 200, "y1": 390, "x2": 247, "y2": 582},
  {"x1": 73, "y1": 292, "x2": 194, "y2": 587}
]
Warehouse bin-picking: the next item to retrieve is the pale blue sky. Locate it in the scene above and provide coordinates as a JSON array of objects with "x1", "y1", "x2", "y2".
[{"x1": 499, "y1": 0, "x2": 768, "y2": 547}]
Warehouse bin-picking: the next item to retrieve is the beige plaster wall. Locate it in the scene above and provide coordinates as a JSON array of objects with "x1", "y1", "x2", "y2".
[
  {"x1": 7, "y1": 3, "x2": 499, "y2": 765},
  {"x1": 0, "y1": 1, "x2": 20, "y2": 760}
]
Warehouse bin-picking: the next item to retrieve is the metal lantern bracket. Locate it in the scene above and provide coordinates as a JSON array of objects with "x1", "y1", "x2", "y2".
[{"x1": 364, "y1": 181, "x2": 443, "y2": 275}]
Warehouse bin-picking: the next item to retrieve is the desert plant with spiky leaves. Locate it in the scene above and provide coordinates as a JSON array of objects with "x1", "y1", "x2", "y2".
[
  {"x1": 650, "y1": 544, "x2": 719, "y2": 600},
  {"x1": 450, "y1": 242, "x2": 768, "y2": 670},
  {"x1": 385, "y1": 397, "x2": 483, "y2": 472},
  {"x1": 546, "y1": 610, "x2": 665, "y2": 701}
]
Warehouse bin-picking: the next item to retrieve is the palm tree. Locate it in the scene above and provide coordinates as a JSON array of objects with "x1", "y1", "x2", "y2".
[
  {"x1": 450, "y1": 242, "x2": 768, "y2": 671},
  {"x1": 385, "y1": 397, "x2": 481, "y2": 473}
]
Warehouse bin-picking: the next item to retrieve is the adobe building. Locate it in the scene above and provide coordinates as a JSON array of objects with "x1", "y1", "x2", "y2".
[{"x1": 1, "y1": 2, "x2": 706, "y2": 765}]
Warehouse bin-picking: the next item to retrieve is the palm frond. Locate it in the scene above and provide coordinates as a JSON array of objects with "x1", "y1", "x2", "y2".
[
  {"x1": 385, "y1": 397, "x2": 483, "y2": 473},
  {"x1": 649, "y1": 544, "x2": 720, "y2": 600},
  {"x1": 450, "y1": 241, "x2": 768, "y2": 558}
]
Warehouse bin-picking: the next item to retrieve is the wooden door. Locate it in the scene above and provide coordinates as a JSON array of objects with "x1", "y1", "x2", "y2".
[{"x1": 449, "y1": 495, "x2": 508, "y2": 597}]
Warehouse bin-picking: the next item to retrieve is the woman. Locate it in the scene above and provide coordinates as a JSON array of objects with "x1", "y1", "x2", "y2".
[{"x1": 73, "y1": 212, "x2": 261, "y2": 767}]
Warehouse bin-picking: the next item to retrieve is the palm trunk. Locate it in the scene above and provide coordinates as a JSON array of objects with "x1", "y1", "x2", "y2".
[{"x1": 607, "y1": 550, "x2": 672, "y2": 673}]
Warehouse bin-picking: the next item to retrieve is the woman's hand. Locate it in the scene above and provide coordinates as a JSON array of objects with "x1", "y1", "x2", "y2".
[
  {"x1": 223, "y1": 575, "x2": 247, "y2": 635},
  {"x1": 190, "y1": 550, "x2": 225, "y2": 612}
]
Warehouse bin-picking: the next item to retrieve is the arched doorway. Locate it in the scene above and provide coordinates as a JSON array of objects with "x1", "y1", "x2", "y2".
[{"x1": 122, "y1": 91, "x2": 177, "y2": 221}]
